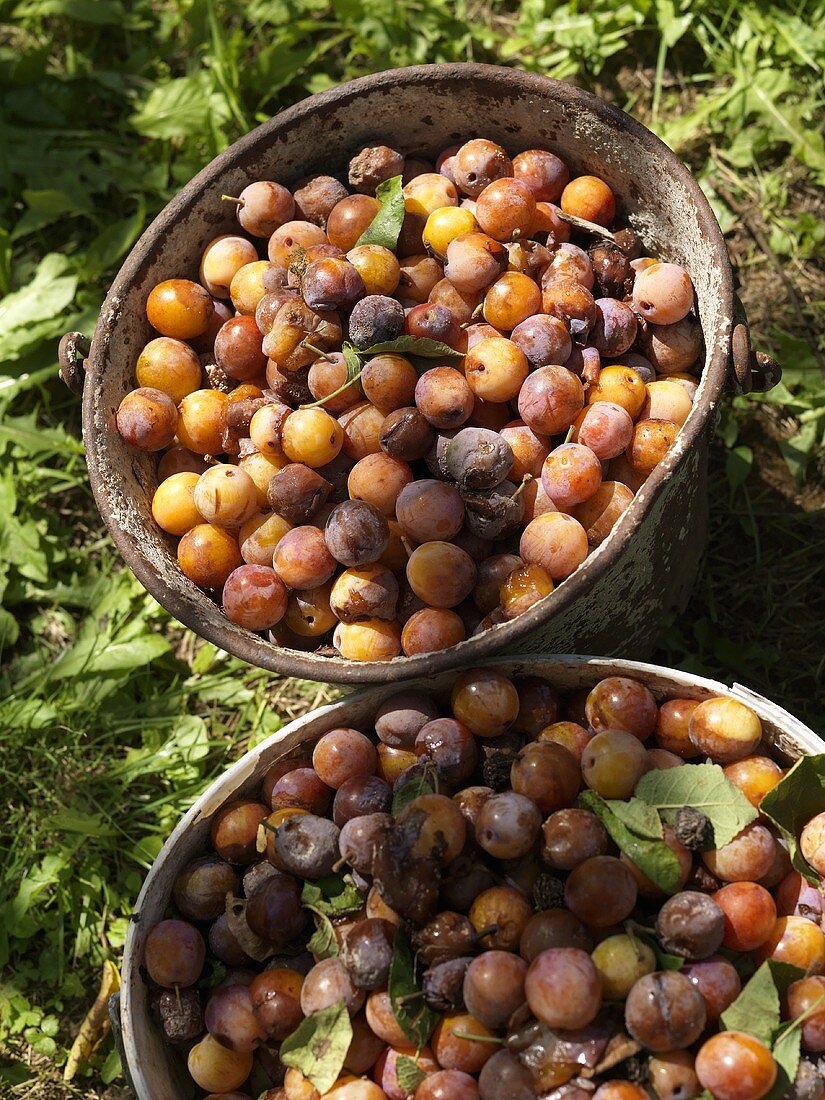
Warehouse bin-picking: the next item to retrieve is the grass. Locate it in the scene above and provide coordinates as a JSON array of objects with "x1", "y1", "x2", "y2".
[{"x1": 0, "y1": 0, "x2": 823, "y2": 1094}]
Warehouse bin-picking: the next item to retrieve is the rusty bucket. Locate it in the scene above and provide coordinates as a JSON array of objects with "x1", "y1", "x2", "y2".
[
  {"x1": 61, "y1": 64, "x2": 779, "y2": 684},
  {"x1": 118, "y1": 654, "x2": 819, "y2": 1100}
]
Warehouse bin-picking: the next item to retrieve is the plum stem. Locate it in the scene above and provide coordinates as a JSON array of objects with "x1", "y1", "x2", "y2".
[
  {"x1": 472, "y1": 923, "x2": 500, "y2": 942},
  {"x1": 451, "y1": 1030, "x2": 503, "y2": 1044},
  {"x1": 299, "y1": 367, "x2": 362, "y2": 410},
  {"x1": 511, "y1": 473, "x2": 534, "y2": 499},
  {"x1": 300, "y1": 339, "x2": 335, "y2": 362},
  {"x1": 397, "y1": 990, "x2": 425, "y2": 1005}
]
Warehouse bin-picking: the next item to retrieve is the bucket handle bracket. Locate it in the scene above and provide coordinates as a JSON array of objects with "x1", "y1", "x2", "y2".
[
  {"x1": 58, "y1": 331, "x2": 91, "y2": 396},
  {"x1": 730, "y1": 295, "x2": 781, "y2": 395}
]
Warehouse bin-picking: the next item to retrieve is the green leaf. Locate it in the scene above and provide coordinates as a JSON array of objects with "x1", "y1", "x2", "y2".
[
  {"x1": 579, "y1": 790, "x2": 683, "y2": 894},
  {"x1": 767, "y1": 991, "x2": 825, "y2": 1100},
  {"x1": 46, "y1": 809, "x2": 117, "y2": 837},
  {"x1": 635, "y1": 762, "x2": 758, "y2": 848},
  {"x1": 719, "y1": 947, "x2": 757, "y2": 983},
  {"x1": 0, "y1": 254, "x2": 77, "y2": 363},
  {"x1": 625, "y1": 922, "x2": 684, "y2": 971},
  {"x1": 341, "y1": 341, "x2": 364, "y2": 384},
  {"x1": 49, "y1": 633, "x2": 170, "y2": 679},
  {"x1": 761, "y1": 756, "x2": 825, "y2": 884},
  {"x1": 654, "y1": 0, "x2": 693, "y2": 48},
  {"x1": 721, "y1": 960, "x2": 804, "y2": 1046},
  {"x1": 100, "y1": 1046, "x2": 123, "y2": 1085},
  {"x1": 301, "y1": 873, "x2": 364, "y2": 918},
  {"x1": 768, "y1": 1021, "x2": 802, "y2": 1100},
  {"x1": 391, "y1": 772, "x2": 435, "y2": 815},
  {"x1": 607, "y1": 798, "x2": 663, "y2": 839},
  {"x1": 0, "y1": 229, "x2": 11, "y2": 297},
  {"x1": 0, "y1": 606, "x2": 20, "y2": 647},
  {"x1": 779, "y1": 423, "x2": 818, "y2": 485},
  {"x1": 726, "y1": 445, "x2": 753, "y2": 495},
  {"x1": 13, "y1": 0, "x2": 125, "y2": 22},
  {"x1": 356, "y1": 175, "x2": 405, "y2": 249},
  {"x1": 11, "y1": 187, "x2": 93, "y2": 240},
  {"x1": 130, "y1": 74, "x2": 226, "y2": 140},
  {"x1": 363, "y1": 336, "x2": 464, "y2": 361},
  {"x1": 388, "y1": 925, "x2": 438, "y2": 1046},
  {"x1": 307, "y1": 913, "x2": 339, "y2": 960},
  {"x1": 396, "y1": 1053, "x2": 427, "y2": 1092},
  {"x1": 82, "y1": 197, "x2": 147, "y2": 279},
  {"x1": 279, "y1": 999, "x2": 353, "y2": 1095}
]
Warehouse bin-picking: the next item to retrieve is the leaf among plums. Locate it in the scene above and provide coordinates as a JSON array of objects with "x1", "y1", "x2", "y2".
[
  {"x1": 363, "y1": 335, "x2": 464, "y2": 360},
  {"x1": 606, "y1": 798, "x2": 663, "y2": 839},
  {"x1": 301, "y1": 873, "x2": 365, "y2": 917},
  {"x1": 624, "y1": 921, "x2": 683, "y2": 971},
  {"x1": 635, "y1": 762, "x2": 758, "y2": 849},
  {"x1": 391, "y1": 772, "x2": 436, "y2": 815},
  {"x1": 356, "y1": 174, "x2": 405, "y2": 250},
  {"x1": 761, "y1": 755, "x2": 825, "y2": 884},
  {"x1": 767, "y1": 1020, "x2": 802, "y2": 1100},
  {"x1": 279, "y1": 998, "x2": 353, "y2": 1095},
  {"x1": 720, "y1": 960, "x2": 804, "y2": 1046},
  {"x1": 719, "y1": 947, "x2": 757, "y2": 982},
  {"x1": 395, "y1": 1054, "x2": 427, "y2": 1092},
  {"x1": 341, "y1": 341, "x2": 363, "y2": 384},
  {"x1": 307, "y1": 912, "x2": 339, "y2": 959},
  {"x1": 388, "y1": 925, "x2": 439, "y2": 1046},
  {"x1": 224, "y1": 896, "x2": 276, "y2": 962},
  {"x1": 720, "y1": 960, "x2": 814, "y2": 1100},
  {"x1": 336, "y1": 335, "x2": 463, "y2": 391},
  {"x1": 579, "y1": 791, "x2": 683, "y2": 895}
]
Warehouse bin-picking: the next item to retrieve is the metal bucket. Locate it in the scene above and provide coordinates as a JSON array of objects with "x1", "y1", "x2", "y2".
[
  {"x1": 119, "y1": 654, "x2": 820, "y2": 1100},
  {"x1": 60, "y1": 64, "x2": 780, "y2": 684}
]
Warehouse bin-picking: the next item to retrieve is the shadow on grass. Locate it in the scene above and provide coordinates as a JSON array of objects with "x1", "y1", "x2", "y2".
[{"x1": 656, "y1": 435, "x2": 825, "y2": 737}]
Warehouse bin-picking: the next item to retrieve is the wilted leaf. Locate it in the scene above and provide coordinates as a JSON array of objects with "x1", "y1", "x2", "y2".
[
  {"x1": 396, "y1": 1053, "x2": 427, "y2": 1092},
  {"x1": 63, "y1": 960, "x2": 120, "y2": 1081},
  {"x1": 225, "y1": 896, "x2": 275, "y2": 963},
  {"x1": 341, "y1": 341, "x2": 364, "y2": 384},
  {"x1": 391, "y1": 772, "x2": 435, "y2": 815},
  {"x1": 280, "y1": 1000, "x2": 353, "y2": 1095},
  {"x1": 388, "y1": 925, "x2": 438, "y2": 1046},
  {"x1": 307, "y1": 913, "x2": 339, "y2": 959},
  {"x1": 301, "y1": 874, "x2": 364, "y2": 917}
]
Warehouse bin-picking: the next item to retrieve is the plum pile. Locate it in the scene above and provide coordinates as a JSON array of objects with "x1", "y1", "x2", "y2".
[
  {"x1": 116, "y1": 138, "x2": 703, "y2": 662},
  {"x1": 141, "y1": 668, "x2": 825, "y2": 1100}
]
